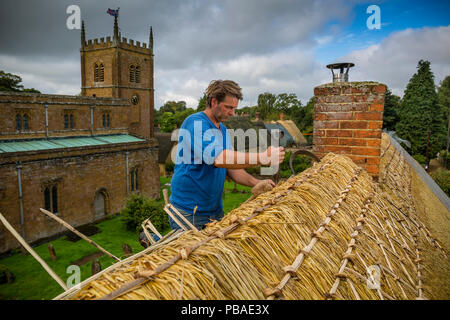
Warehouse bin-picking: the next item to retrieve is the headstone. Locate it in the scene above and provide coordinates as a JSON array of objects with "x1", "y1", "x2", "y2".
[
  {"x1": 122, "y1": 243, "x2": 132, "y2": 257},
  {"x1": 48, "y1": 243, "x2": 57, "y2": 261},
  {"x1": 139, "y1": 231, "x2": 150, "y2": 248},
  {"x1": 91, "y1": 259, "x2": 101, "y2": 276},
  {"x1": 0, "y1": 265, "x2": 15, "y2": 284}
]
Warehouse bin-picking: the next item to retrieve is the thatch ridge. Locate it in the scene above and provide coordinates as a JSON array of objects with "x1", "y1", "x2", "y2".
[{"x1": 58, "y1": 134, "x2": 448, "y2": 300}]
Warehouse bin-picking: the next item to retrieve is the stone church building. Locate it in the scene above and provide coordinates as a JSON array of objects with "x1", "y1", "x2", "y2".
[{"x1": 0, "y1": 16, "x2": 160, "y2": 253}]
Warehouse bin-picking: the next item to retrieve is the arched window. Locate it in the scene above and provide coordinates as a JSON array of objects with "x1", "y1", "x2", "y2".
[
  {"x1": 94, "y1": 63, "x2": 99, "y2": 82},
  {"x1": 102, "y1": 114, "x2": 106, "y2": 127},
  {"x1": 135, "y1": 66, "x2": 140, "y2": 83},
  {"x1": 64, "y1": 114, "x2": 69, "y2": 129},
  {"x1": 135, "y1": 168, "x2": 139, "y2": 190},
  {"x1": 52, "y1": 186, "x2": 58, "y2": 213},
  {"x1": 70, "y1": 114, "x2": 74, "y2": 128},
  {"x1": 129, "y1": 65, "x2": 135, "y2": 82},
  {"x1": 99, "y1": 63, "x2": 104, "y2": 82},
  {"x1": 106, "y1": 114, "x2": 110, "y2": 127},
  {"x1": 130, "y1": 167, "x2": 139, "y2": 191},
  {"x1": 23, "y1": 114, "x2": 29, "y2": 130},
  {"x1": 16, "y1": 114, "x2": 22, "y2": 131},
  {"x1": 44, "y1": 187, "x2": 51, "y2": 211}
]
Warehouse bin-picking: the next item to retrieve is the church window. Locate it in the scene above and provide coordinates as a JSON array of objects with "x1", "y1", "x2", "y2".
[
  {"x1": 135, "y1": 66, "x2": 140, "y2": 83},
  {"x1": 99, "y1": 63, "x2": 104, "y2": 82},
  {"x1": 16, "y1": 114, "x2": 22, "y2": 131},
  {"x1": 94, "y1": 63, "x2": 99, "y2": 82},
  {"x1": 129, "y1": 65, "x2": 135, "y2": 82}
]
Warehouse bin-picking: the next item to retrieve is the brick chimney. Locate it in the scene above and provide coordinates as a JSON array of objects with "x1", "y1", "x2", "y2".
[
  {"x1": 255, "y1": 112, "x2": 260, "y2": 121},
  {"x1": 313, "y1": 82, "x2": 386, "y2": 178}
]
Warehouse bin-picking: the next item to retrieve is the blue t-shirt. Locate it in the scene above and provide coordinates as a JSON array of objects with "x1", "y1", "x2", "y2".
[{"x1": 169, "y1": 112, "x2": 232, "y2": 216}]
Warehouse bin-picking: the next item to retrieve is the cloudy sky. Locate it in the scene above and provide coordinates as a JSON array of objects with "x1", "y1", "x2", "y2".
[{"x1": 0, "y1": 0, "x2": 449, "y2": 109}]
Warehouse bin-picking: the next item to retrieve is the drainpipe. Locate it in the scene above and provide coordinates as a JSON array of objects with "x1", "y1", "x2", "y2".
[
  {"x1": 44, "y1": 104, "x2": 49, "y2": 138},
  {"x1": 16, "y1": 162, "x2": 25, "y2": 239},
  {"x1": 126, "y1": 152, "x2": 129, "y2": 197},
  {"x1": 90, "y1": 106, "x2": 94, "y2": 136}
]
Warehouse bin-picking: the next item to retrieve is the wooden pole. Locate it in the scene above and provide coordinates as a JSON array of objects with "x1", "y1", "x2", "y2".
[
  {"x1": 162, "y1": 189, "x2": 198, "y2": 231},
  {"x1": 39, "y1": 208, "x2": 120, "y2": 262},
  {"x1": 0, "y1": 212, "x2": 68, "y2": 291}
]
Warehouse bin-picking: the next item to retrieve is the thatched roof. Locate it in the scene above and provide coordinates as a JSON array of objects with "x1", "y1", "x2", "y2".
[
  {"x1": 264, "y1": 122, "x2": 296, "y2": 148},
  {"x1": 277, "y1": 120, "x2": 308, "y2": 146},
  {"x1": 56, "y1": 133, "x2": 449, "y2": 300}
]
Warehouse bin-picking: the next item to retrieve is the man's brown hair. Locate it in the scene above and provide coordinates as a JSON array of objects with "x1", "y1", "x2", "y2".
[{"x1": 205, "y1": 80, "x2": 243, "y2": 108}]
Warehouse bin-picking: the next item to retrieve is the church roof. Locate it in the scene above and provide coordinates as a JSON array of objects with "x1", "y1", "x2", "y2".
[{"x1": 0, "y1": 134, "x2": 145, "y2": 153}]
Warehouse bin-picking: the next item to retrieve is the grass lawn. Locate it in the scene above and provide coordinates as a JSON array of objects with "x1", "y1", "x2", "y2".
[{"x1": 0, "y1": 176, "x2": 251, "y2": 300}]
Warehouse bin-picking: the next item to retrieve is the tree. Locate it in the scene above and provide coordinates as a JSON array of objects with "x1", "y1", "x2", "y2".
[
  {"x1": 160, "y1": 100, "x2": 186, "y2": 114},
  {"x1": 437, "y1": 76, "x2": 450, "y2": 135},
  {"x1": 160, "y1": 112, "x2": 176, "y2": 132},
  {"x1": 174, "y1": 108, "x2": 195, "y2": 128},
  {"x1": 0, "y1": 70, "x2": 40, "y2": 93},
  {"x1": 274, "y1": 93, "x2": 302, "y2": 115},
  {"x1": 438, "y1": 75, "x2": 450, "y2": 167},
  {"x1": 396, "y1": 60, "x2": 446, "y2": 162},
  {"x1": 257, "y1": 92, "x2": 277, "y2": 120},
  {"x1": 291, "y1": 97, "x2": 314, "y2": 134},
  {"x1": 382, "y1": 87, "x2": 401, "y2": 131},
  {"x1": 196, "y1": 93, "x2": 207, "y2": 111}
]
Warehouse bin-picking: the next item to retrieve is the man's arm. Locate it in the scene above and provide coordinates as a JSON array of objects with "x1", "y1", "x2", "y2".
[
  {"x1": 227, "y1": 168, "x2": 276, "y2": 189},
  {"x1": 214, "y1": 146, "x2": 285, "y2": 169}
]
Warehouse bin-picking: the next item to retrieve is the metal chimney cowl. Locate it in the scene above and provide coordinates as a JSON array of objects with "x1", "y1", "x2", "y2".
[{"x1": 326, "y1": 63, "x2": 355, "y2": 83}]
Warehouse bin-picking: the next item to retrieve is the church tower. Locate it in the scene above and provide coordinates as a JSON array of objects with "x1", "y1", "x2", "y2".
[{"x1": 80, "y1": 16, "x2": 155, "y2": 139}]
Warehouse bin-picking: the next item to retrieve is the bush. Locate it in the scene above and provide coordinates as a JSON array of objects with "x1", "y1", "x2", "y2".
[
  {"x1": 412, "y1": 154, "x2": 427, "y2": 165},
  {"x1": 279, "y1": 151, "x2": 312, "y2": 178},
  {"x1": 439, "y1": 150, "x2": 450, "y2": 169},
  {"x1": 430, "y1": 169, "x2": 450, "y2": 197},
  {"x1": 165, "y1": 160, "x2": 174, "y2": 175},
  {"x1": 120, "y1": 194, "x2": 169, "y2": 233}
]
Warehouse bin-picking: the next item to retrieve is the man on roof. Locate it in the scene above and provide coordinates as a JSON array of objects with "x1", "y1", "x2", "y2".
[{"x1": 168, "y1": 80, "x2": 285, "y2": 231}]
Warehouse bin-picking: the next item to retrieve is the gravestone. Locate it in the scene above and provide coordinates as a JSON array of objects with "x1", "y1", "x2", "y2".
[
  {"x1": 91, "y1": 259, "x2": 101, "y2": 276},
  {"x1": 48, "y1": 243, "x2": 57, "y2": 261}
]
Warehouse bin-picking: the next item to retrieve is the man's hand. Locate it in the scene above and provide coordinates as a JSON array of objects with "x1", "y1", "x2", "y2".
[
  {"x1": 259, "y1": 146, "x2": 285, "y2": 166},
  {"x1": 251, "y1": 179, "x2": 275, "y2": 197}
]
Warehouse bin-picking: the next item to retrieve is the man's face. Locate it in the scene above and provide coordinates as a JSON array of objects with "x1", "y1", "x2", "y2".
[{"x1": 211, "y1": 95, "x2": 238, "y2": 123}]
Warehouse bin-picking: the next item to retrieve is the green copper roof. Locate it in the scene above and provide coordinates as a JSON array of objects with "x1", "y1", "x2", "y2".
[{"x1": 0, "y1": 134, "x2": 145, "y2": 153}]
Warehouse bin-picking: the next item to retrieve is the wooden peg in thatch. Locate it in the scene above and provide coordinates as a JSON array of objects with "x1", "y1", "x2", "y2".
[
  {"x1": 91, "y1": 259, "x2": 101, "y2": 276},
  {"x1": 48, "y1": 243, "x2": 57, "y2": 261},
  {"x1": 263, "y1": 287, "x2": 282, "y2": 298}
]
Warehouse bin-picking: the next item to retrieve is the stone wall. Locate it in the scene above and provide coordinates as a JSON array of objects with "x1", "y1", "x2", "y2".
[{"x1": 0, "y1": 141, "x2": 159, "y2": 253}]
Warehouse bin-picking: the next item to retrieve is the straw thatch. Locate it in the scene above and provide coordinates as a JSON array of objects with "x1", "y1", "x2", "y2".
[
  {"x1": 56, "y1": 134, "x2": 449, "y2": 300},
  {"x1": 277, "y1": 120, "x2": 308, "y2": 146}
]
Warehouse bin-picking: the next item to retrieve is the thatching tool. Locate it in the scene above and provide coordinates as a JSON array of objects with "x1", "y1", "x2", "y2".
[
  {"x1": 288, "y1": 149, "x2": 320, "y2": 177},
  {"x1": 0, "y1": 212, "x2": 68, "y2": 291},
  {"x1": 162, "y1": 189, "x2": 199, "y2": 232},
  {"x1": 39, "y1": 208, "x2": 121, "y2": 262},
  {"x1": 140, "y1": 217, "x2": 163, "y2": 247}
]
